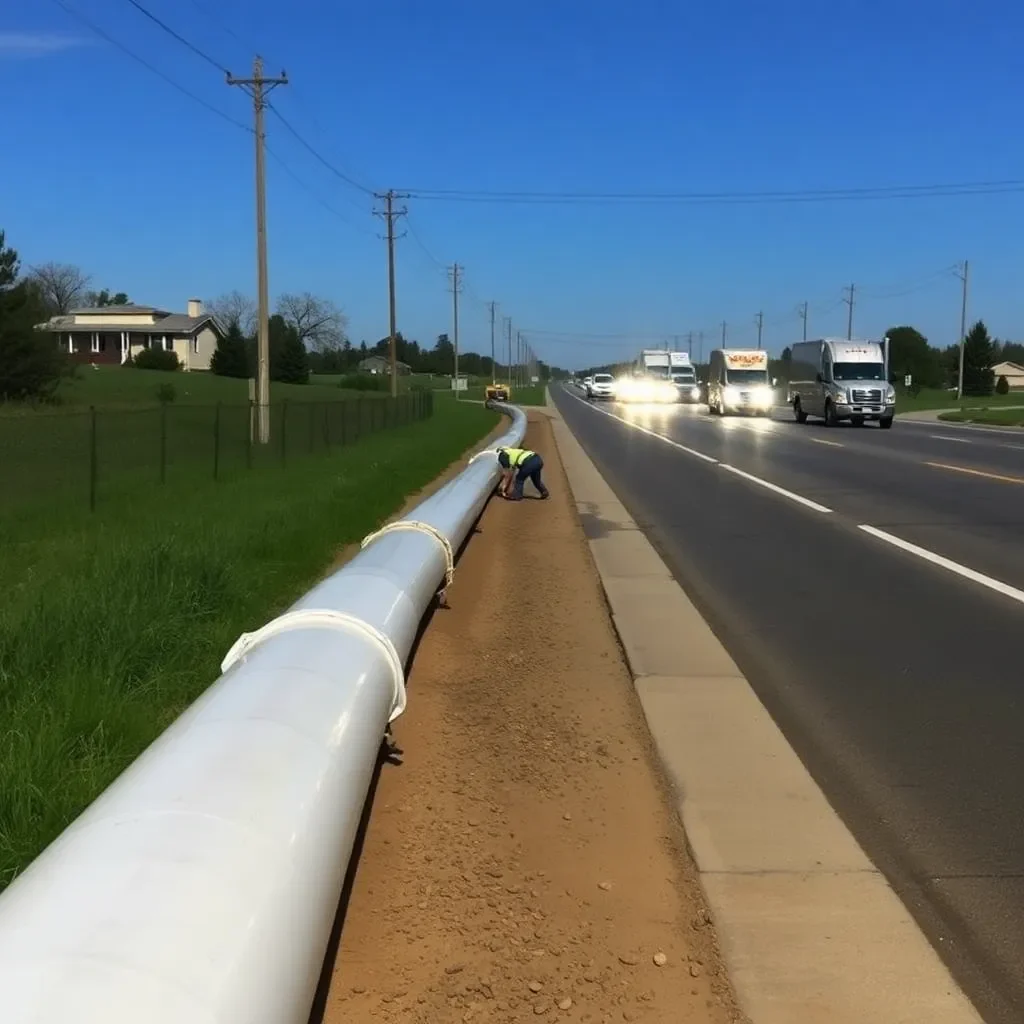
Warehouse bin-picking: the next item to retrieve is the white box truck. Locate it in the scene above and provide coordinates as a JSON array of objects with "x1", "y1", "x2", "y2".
[
  {"x1": 617, "y1": 350, "x2": 698, "y2": 403},
  {"x1": 787, "y1": 338, "x2": 895, "y2": 428},
  {"x1": 707, "y1": 349, "x2": 775, "y2": 416}
]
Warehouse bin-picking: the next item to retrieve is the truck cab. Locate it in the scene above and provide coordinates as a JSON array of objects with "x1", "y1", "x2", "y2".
[
  {"x1": 707, "y1": 349, "x2": 775, "y2": 416},
  {"x1": 787, "y1": 339, "x2": 895, "y2": 428}
]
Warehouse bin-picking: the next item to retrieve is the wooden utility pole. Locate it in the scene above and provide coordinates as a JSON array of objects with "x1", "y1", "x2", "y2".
[
  {"x1": 687, "y1": 330, "x2": 693, "y2": 356},
  {"x1": 755, "y1": 311, "x2": 764, "y2": 350},
  {"x1": 505, "y1": 317, "x2": 513, "y2": 388},
  {"x1": 374, "y1": 190, "x2": 408, "y2": 396},
  {"x1": 227, "y1": 56, "x2": 287, "y2": 444},
  {"x1": 798, "y1": 301, "x2": 809, "y2": 341},
  {"x1": 843, "y1": 283, "x2": 856, "y2": 340},
  {"x1": 956, "y1": 260, "x2": 970, "y2": 401},
  {"x1": 489, "y1": 301, "x2": 497, "y2": 383},
  {"x1": 449, "y1": 263, "x2": 462, "y2": 399},
  {"x1": 721, "y1": 321, "x2": 727, "y2": 345},
  {"x1": 698, "y1": 330, "x2": 704, "y2": 363}
]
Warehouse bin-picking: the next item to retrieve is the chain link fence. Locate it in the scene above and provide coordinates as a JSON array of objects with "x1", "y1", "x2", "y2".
[{"x1": 0, "y1": 391, "x2": 433, "y2": 515}]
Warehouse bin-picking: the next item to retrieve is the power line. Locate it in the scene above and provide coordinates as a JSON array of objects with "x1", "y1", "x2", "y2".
[
  {"x1": 402, "y1": 179, "x2": 1024, "y2": 206},
  {"x1": 48, "y1": 0, "x2": 248, "y2": 132},
  {"x1": 120, "y1": 0, "x2": 228, "y2": 74},
  {"x1": 268, "y1": 103, "x2": 377, "y2": 196}
]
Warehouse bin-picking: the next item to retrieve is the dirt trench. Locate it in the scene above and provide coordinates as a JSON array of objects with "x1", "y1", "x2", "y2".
[{"x1": 320, "y1": 411, "x2": 743, "y2": 1024}]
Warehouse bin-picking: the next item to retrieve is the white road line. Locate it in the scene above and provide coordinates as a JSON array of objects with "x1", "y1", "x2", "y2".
[
  {"x1": 810, "y1": 438, "x2": 843, "y2": 448},
  {"x1": 720, "y1": 465, "x2": 833, "y2": 513},
  {"x1": 1002, "y1": 443, "x2": 1024, "y2": 451},
  {"x1": 565, "y1": 391, "x2": 719, "y2": 463},
  {"x1": 858, "y1": 525, "x2": 1024, "y2": 607},
  {"x1": 930, "y1": 434, "x2": 973, "y2": 443}
]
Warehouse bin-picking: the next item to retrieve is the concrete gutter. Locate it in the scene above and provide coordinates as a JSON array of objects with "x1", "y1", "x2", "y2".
[{"x1": 545, "y1": 391, "x2": 981, "y2": 1024}]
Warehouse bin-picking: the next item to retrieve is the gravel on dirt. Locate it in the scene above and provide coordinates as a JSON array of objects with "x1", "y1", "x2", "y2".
[{"x1": 319, "y1": 410, "x2": 745, "y2": 1024}]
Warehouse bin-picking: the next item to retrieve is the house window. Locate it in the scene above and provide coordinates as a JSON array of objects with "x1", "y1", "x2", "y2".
[{"x1": 192, "y1": 335, "x2": 199, "y2": 353}]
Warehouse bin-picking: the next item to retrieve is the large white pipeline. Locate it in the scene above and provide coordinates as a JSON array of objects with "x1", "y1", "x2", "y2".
[{"x1": 0, "y1": 404, "x2": 526, "y2": 1024}]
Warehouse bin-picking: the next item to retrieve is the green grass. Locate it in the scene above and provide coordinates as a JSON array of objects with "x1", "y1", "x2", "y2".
[
  {"x1": 437, "y1": 384, "x2": 547, "y2": 406},
  {"x1": 893, "y1": 387, "x2": 1024, "y2": 413},
  {"x1": 937, "y1": 406, "x2": 1024, "y2": 426},
  {"x1": 0, "y1": 390, "x2": 432, "y2": 518},
  {"x1": 0, "y1": 398, "x2": 500, "y2": 888}
]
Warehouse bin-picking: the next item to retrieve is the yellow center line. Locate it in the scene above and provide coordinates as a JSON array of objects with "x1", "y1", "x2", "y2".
[
  {"x1": 811, "y1": 438, "x2": 844, "y2": 448},
  {"x1": 924, "y1": 461, "x2": 1024, "y2": 485}
]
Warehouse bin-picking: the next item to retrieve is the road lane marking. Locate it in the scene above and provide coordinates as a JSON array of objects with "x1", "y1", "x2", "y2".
[
  {"x1": 858, "y1": 525, "x2": 1024, "y2": 607},
  {"x1": 924, "y1": 461, "x2": 1024, "y2": 485},
  {"x1": 1002, "y1": 443, "x2": 1024, "y2": 451},
  {"x1": 565, "y1": 391, "x2": 718, "y2": 463},
  {"x1": 929, "y1": 434, "x2": 972, "y2": 443},
  {"x1": 720, "y1": 465, "x2": 833, "y2": 513},
  {"x1": 810, "y1": 438, "x2": 843, "y2": 448}
]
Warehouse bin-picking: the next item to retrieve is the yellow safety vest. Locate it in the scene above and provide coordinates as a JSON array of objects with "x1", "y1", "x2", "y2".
[{"x1": 500, "y1": 447, "x2": 534, "y2": 467}]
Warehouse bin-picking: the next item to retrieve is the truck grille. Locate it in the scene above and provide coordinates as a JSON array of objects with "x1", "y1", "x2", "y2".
[{"x1": 851, "y1": 388, "x2": 882, "y2": 404}]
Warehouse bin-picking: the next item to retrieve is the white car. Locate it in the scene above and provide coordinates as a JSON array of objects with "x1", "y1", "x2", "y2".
[{"x1": 588, "y1": 373, "x2": 615, "y2": 401}]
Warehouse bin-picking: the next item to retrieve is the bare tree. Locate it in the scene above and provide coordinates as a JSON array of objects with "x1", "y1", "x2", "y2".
[
  {"x1": 209, "y1": 290, "x2": 257, "y2": 335},
  {"x1": 276, "y1": 292, "x2": 348, "y2": 351},
  {"x1": 27, "y1": 262, "x2": 91, "y2": 315}
]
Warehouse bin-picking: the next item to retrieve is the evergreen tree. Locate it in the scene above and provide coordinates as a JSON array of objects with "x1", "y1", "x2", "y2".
[
  {"x1": 269, "y1": 314, "x2": 309, "y2": 384},
  {"x1": 210, "y1": 322, "x2": 250, "y2": 377},
  {"x1": 962, "y1": 320, "x2": 996, "y2": 396}
]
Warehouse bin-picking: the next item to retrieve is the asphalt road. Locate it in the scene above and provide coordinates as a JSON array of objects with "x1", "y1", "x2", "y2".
[{"x1": 551, "y1": 385, "x2": 1024, "y2": 1024}]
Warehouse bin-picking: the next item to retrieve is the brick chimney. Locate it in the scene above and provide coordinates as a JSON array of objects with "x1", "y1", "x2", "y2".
[{"x1": 187, "y1": 298, "x2": 203, "y2": 318}]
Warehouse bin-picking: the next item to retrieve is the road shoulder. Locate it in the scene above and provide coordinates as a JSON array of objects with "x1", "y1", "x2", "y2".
[{"x1": 546, "y1": 390, "x2": 982, "y2": 1024}]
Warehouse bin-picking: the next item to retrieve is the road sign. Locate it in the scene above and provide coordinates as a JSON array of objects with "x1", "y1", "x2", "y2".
[{"x1": 904, "y1": 375, "x2": 912, "y2": 387}]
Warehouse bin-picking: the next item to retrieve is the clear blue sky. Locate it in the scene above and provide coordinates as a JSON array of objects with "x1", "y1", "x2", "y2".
[{"x1": 4, "y1": 0, "x2": 1024, "y2": 369}]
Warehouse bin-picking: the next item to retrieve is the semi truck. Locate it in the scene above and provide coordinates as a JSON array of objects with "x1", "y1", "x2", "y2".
[
  {"x1": 787, "y1": 338, "x2": 895, "y2": 428},
  {"x1": 616, "y1": 349, "x2": 700, "y2": 403},
  {"x1": 706, "y1": 349, "x2": 775, "y2": 416}
]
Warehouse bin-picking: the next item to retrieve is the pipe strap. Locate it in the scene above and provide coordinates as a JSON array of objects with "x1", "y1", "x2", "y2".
[
  {"x1": 360, "y1": 519, "x2": 456, "y2": 590},
  {"x1": 221, "y1": 609, "x2": 407, "y2": 722}
]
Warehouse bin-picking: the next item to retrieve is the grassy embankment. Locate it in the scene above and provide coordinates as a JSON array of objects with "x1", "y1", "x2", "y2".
[
  {"x1": 892, "y1": 387, "x2": 1024, "y2": 414},
  {"x1": 937, "y1": 406, "x2": 1024, "y2": 426},
  {"x1": 0, "y1": 396, "x2": 500, "y2": 888}
]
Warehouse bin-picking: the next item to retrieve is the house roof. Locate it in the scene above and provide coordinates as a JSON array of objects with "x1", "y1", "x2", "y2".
[
  {"x1": 359, "y1": 354, "x2": 411, "y2": 368},
  {"x1": 993, "y1": 360, "x2": 1024, "y2": 373},
  {"x1": 68, "y1": 304, "x2": 168, "y2": 316},
  {"x1": 40, "y1": 313, "x2": 224, "y2": 337}
]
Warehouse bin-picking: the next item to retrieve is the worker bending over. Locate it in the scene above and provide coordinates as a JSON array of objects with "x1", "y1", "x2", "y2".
[{"x1": 496, "y1": 445, "x2": 550, "y2": 501}]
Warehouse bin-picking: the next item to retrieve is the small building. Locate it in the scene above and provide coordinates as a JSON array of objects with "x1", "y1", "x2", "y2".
[
  {"x1": 39, "y1": 299, "x2": 223, "y2": 371},
  {"x1": 992, "y1": 360, "x2": 1024, "y2": 390},
  {"x1": 358, "y1": 355, "x2": 411, "y2": 375}
]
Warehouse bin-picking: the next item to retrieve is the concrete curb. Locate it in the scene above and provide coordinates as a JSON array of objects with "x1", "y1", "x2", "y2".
[{"x1": 544, "y1": 390, "x2": 982, "y2": 1024}]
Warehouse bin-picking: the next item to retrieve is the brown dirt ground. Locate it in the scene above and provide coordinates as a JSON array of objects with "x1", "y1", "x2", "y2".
[{"x1": 320, "y1": 411, "x2": 745, "y2": 1024}]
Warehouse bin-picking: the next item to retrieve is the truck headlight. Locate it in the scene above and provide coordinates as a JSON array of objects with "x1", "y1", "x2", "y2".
[
  {"x1": 886, "y1": 387, "x2": 896, "y2": 404},
  {"x1": 690, "y1": 386, "x2": 700, "y2": 399},
  {"x1": 834, "y1": 389, "x2": 849, "y2": 404},
  {"x1": 756, "y1": 389, "x2": 773, "y2": 407},
  {"x1": 724, "y1": 386, "x2": 740, "y2": 404}
]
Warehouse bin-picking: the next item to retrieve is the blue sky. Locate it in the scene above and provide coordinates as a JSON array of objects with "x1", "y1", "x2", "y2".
[{"x1": 3, "y1": 0, "x2": 1024, "y2": 369}]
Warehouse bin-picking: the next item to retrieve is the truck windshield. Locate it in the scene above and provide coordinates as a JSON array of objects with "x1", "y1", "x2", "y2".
[
  {"x1": 725, "y1": 369, "x2": 770, "y2": 385},
  {"x1": 672, "y1": 370, "x2": 695, "y2": 383},
  {"x1": 645, "y1": 366, "x2": 671, "y2": 378},
  {"x1": 833, "y1": 362, "x2": 885, "y2": 381},
  {"x1": 594, "y1": 374, "x2": 613, "y2": 383}
]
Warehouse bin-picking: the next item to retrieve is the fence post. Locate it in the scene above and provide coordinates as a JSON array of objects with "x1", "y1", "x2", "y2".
[
  {"x1": 89, "y1": 406, "x2": 97, "y2": 512},
  {"x1": 308, "y1": 402, "x2": 316, "y2": 455},
  {"x1": 159, "y1": 403, "x2": 167, "y2": 484},
  {"x1": 246, "y1": 402, "x2": 253, "y2": 470},
  {"x1": 213, "y1": 401, "x2": 221, "y2": 480},
  {"x1": 281, "y1": 400, "x2": 288, "y2": 466}
]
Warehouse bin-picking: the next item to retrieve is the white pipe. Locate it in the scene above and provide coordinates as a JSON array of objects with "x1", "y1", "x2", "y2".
[{"x1": 0, "y1": 404, "x2": 527, "y2": 1024}]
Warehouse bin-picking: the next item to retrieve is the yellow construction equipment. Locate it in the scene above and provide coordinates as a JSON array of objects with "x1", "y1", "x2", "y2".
[{"x1": 485, "y1": 382, "x2": 510, "y2": 402}]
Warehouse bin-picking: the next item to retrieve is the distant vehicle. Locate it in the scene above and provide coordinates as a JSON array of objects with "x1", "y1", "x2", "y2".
[
  {"x1": 588, "y1": 372, "x2": 615, "y2": 401},
  {"x1": 582, "y1": 375, "x2": 594, "y2": 396},
  {"x1": 787, "y1": 338, "x2": 895, "y2": 428},
  {"x1": 623, "y1": 350, "x2": 700, "y2": 403},
  {"x1": 707, "y1": 349, "x2": 775, "y2": 416},
  {"x1": 485, "y1": 382, "x2": 510, "y2": 402}
]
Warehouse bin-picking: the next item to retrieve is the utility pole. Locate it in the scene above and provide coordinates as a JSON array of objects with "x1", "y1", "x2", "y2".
[
  {"x1": 489, "y1": 301, "x2": 497, "y2": 383},
  {"x1": 687, "y1": 331, "x2": 693, "y2": 356},
  {"x1": 843, "y1": 283, "x2": 855, "y2": 340},
  {"x1": 755, "y1": 311, "x2": 764, "y2": 350},
  {"x1": 449, "y1": 263, "x2": 461, "y2": 400},
  {"x1": 798, "y1": 301, "x2": 808, "y2": 341},
  {"x1": 505, "y1": 317, "x2": 513, "y2": 389},
  {"x1": 698, "y1": 330, "x2": 704, "y2": 364},
  {"x1": 227, "y1": 56, "x2": 287, "y2": 444},
  {"x1": 373, "y1": 190, "x2": 409, "y2": 396},
  {"x1": 721, "y1": 321, "x2": 727, "y2": 345},
  {"x1": 956, "y1": 260, "x2": 970, "y2": 401},
  {"x1": 516, "y1": 331, "x2": 523, "y2": 387}
]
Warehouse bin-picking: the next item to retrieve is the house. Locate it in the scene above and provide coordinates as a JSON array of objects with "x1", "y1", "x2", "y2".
[
  {"x1": 358, "y1": 354, "x2": 411, "y2": 375},
  {"x1": 992, "y1": 360, "x2": 1024, "y2": 390},
  {"x1": 39, "y1": 299, "x2": 224, "y2": 371}
]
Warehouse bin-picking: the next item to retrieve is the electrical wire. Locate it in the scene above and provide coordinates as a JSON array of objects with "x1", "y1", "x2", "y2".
[
  {"x1": 402, "y1": 180, "x2": 1024, "y2": 206},
  {"x1": 119, "y1": 0, "x2": 229, "y2": 73},
  {"x1": 49, "y1": 0, "x2": 249, "y2": 132},
  {"x1": 267, "y1": 104, "x2": 378, "y2": 197}
]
